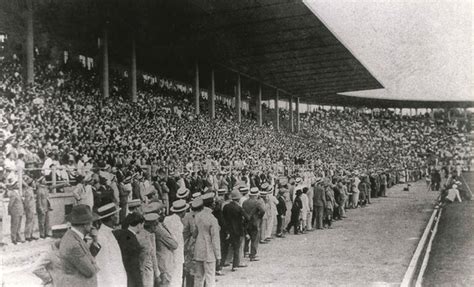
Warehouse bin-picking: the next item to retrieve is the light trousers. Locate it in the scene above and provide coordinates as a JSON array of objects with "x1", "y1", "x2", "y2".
[{"x1": 194, "y1": 261, "x2": 215, "y2": 287}]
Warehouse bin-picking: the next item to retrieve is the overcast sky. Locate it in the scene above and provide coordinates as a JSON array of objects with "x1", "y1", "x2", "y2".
[{"x1": 304, "y1": 0, "x2": 473, "y2": 102}]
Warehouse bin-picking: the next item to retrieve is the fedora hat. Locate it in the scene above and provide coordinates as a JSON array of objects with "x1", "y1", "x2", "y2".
[
  {"x1": 170, "y1": 199, "x2": 189, "y2": 213},
  {"x1": 230, "y1": 190, "x2": 242, "y2": 200},
  {"x1": 176, "y1": 187, "x2": 190, "y2": 199},
  {"x1": 97, "y1": 203, "x2": 120, "y2": 220},
  {"x1": 66, "y1": 204, "x2": 99, "y2": 224},
  {"x1": 249, "y1": 187, "x2": 259, "y2": 196}
]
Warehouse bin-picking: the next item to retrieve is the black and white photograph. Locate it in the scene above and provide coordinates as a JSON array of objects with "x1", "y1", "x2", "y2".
[{"x1": 0, "y1": 0, "x2": 473, "y2": 286}]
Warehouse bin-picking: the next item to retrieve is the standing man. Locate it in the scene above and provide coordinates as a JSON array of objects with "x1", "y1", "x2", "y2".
[
  {"x1": 95, "y1": 203, "x2": 127, "y2": 287},
  {"x1": 36, "y1": 176, "x2": 68, "y2": 238},
  {"x1": 22, "y1": 175, "x2": 38, "y2": 241},
  {"x1": 193, "y1": 197, "x2": 221, "y2": 287},
  {"x1": 380, "y1": 171, "x2": 387, "y2": 197},
  {"x1": 222, "y1": 190, "x2": 248, "y2": 272},
  {"x1": 113, "y1": 212, "x2": 145, "y2": 287},
  {"x1": 58, "y1": 205, "x2": 101, "y2": 287},
  {"x1": 155, "y1": 204, "x2": 179, "y2": 287},
  {"x1": 275, "y1": 188, "x2": 287, "y2": 237},
  {"x1": 242, "y1": 187, "x2": 265, "y2": 261},
  {"x1": 313, "y1": 178, "x2": 326, "y2": 230},
  {"x1": 164, "y1": 200, "x2": 188, "y2": 287},
  {"x1": 7, "y1": 175, "x2": 24, "y2": 244}
]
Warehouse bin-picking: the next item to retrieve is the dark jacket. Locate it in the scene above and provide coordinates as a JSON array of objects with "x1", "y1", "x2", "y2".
[
  {"x1": 242, "y1": 197, "x2": 265, "y2": 229},
  {"x1": 222, "y1": 201, "x2": 246, "y2": 237},
  {"x1": 276, "y1": 195, "x2": 287, "y2": 216},
  {"x1": 313, "y1": 185, "x2": 326, "y2": 207},
  {"x1": 113, "y1": 229, "x2": 144, "y2": 287}
]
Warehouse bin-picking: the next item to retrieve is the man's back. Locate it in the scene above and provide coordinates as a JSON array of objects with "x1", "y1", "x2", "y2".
[
  {"x1": 313, "y1": 185, "x2": 326, "y2": 207},
  {"x1": 223, "y1": 201, "x2": 245, "y2": 236}
]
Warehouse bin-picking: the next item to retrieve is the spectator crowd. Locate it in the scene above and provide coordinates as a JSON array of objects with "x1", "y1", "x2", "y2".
[{"x1": 0, "y1": 53, "x2": 472, "y2": 287}]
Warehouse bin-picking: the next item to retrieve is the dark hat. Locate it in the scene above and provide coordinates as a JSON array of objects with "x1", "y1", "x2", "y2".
[
  {"x1": 97, "y1": 203, "x2": 120, "y2": 219},
  {"x1": 66, "y1": 204, "x2": 99, "y2": 224}
]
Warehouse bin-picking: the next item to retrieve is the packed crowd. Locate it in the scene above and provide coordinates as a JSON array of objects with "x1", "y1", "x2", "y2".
[{"x1": 1, "y1": 53, "x2": 472, "y2": 287}]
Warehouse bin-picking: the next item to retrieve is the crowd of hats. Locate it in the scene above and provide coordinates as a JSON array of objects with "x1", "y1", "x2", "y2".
[{"x1": 0, "y1": 52, "x2": 472, "y2": 188}]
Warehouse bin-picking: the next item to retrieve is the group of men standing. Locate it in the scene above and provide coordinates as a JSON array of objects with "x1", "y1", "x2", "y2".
[{"x1": 30, "y1": 168, "x2": 397, "y2": 287}]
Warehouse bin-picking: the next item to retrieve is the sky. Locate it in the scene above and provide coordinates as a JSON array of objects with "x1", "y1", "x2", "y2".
[{"x1": 304, "y1": 0, "x2": 473, "y2": 102}]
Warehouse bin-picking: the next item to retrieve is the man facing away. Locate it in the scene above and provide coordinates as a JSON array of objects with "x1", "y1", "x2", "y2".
[{"x1": 192, "y1": 197, "x2": 221, "y2": 287}]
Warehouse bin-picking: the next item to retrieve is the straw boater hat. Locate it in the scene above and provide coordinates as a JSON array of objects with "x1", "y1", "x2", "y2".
[
  {"x1": 176, "y1": 187, "x2": 190, "y2": 199},
  {"x1": 249, "y1": 187, "x2": 260, "y2": 196},
  {"x1": 239, "y1": 186, "x2": 249, "y2": 194},
  {"x1": 201, "y1": 192, "x2": 215, "y2": 205},
  {"x1": 97, "y1": 203, "x2": 121, "y2": 220},
  {"x1": 191, "y1": 192, "x2": 202, "y2": 199},
  {"x1": 261, "y1": 182, "x2": 269, "y2": 190},
  {"x1": 170, "y1": 199, "x2": 189, "y2": 213},
  {"x1": 128, "y1": 199, "x2": 142, "y2": 208},
  {"x1": 217, "y1": 188, "x2": 227, "y2": 195},
  {"x1": 66, "y1": 204, "x2": 99, "y2": 224}
]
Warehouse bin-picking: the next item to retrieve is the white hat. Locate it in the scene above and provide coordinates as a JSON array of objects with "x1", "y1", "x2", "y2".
[
  {"x1": 97, "y1": 203, "x2": 121, "y2": 219},
  {"x1": 170, "y1": 199, "x2": 189, "y2": 213},
  {"x1": 176, "y1": 187, "x2": 190, "y2": 199},
  {"x1": 249, "y1": 187, "x2": 260, "y2": 196}
]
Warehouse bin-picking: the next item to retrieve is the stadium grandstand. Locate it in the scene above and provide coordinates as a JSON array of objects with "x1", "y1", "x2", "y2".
[{"x1": 1, "y1": 0, "x2": 473, "y2": 286}]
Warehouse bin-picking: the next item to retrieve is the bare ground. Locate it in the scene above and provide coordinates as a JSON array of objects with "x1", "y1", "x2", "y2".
[{"x1": 216, "y1": 181, "x2": 437, "y2": 287}]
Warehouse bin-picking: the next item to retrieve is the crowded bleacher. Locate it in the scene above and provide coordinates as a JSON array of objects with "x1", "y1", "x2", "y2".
[{"x1": 1, "y1": 50, "x2": 472, "y2": 287}]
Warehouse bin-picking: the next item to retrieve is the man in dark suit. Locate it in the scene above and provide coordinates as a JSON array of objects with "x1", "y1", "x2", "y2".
[
  {"x1": 58, "y1": 204, "x2": 101, "y2": 287},
  {"x1": 312, "y1": 178, "x2": 326, "y2": 230},
  {"x1": 222, "y1": 190, "x2": 248, "y2": 271},
  {"x1": 113, "y1": 212, "x2": 145, "y2": 287},
  {"x1": 242, "y1": 187, "x2": 265, "y2": 261}
]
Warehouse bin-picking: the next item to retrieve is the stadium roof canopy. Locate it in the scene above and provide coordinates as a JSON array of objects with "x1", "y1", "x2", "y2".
[{"x1": 6, "y1": 0, "x2": 473, "y2": 108}]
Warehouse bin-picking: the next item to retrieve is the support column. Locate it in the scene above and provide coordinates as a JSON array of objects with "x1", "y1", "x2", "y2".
[
  {"x1": 430, "y1": 108, "x2": 435, "y2": 120},
  {"x1": 257, "y1": 84, "x2": 262, "y2": 127},
  {"x1": 235, "y1": 73, "x2": 241, "y2": 123},
  {"x1": 289, "y1": 95, "x2": 294, "y2": 133},
  {"x1": 101, "y1": 23, "x2": 109, "y2": 98},
  {"x1": 130, "y1": 37, "x2": 137, "y2": 102},
  {"x1": 296, "y1": 97, "x2": 300, "y2": 133},
  {"x1": 464, "y1": 108, "x2": 468, "y2": 120},
  {"x1": 415, "y1": 108, "x2": 418, "y2": 116},
  {"x1": 25, "y1": 0, "x2": 34, "y2": 85},
  {"x1": 210, "y1": 69, "x2": 215, "y2": 119},
  {"x1": 447, "y1": 109, "x2": 451, "y2": 121},
  {"x1": 194, "y1": 61, "x2": 200, "y2": 115},
  {"x1": 275, "y1": 90, "x2": 280, "y2": 132}
]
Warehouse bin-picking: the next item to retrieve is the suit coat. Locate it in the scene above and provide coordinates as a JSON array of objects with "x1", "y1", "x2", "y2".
[
  {"x1": 242, "y1": 197, "x2": 265, "y2": 229},
  {"x1": 222, "y1": 201, "x2": 245, "y2": 237},
  {"x1": 313, "y1": 185, "x2": 326, "y2": 207},
  {"x1": 57, "y1": 229, "x2": 100, "y2": 287},
  {"x1": 155, "y1": 223, "x2": 178, "y2": 283},
  {"x1": 8, "y1": 189, "x2": 24, "y2": 217},
  {"x1": 193, "y1": 207, "x2": 221, "y2": 263},
  {"x1": 36, "y1": 184, "x2": 51, "y2": 214},
  {"x1": 113, "y1": 229, "x2": 144, "y2": 287}
]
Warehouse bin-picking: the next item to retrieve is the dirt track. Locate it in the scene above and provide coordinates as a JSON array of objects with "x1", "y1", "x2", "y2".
[{"x1": 216, "y1": 181, "x2": 437, "y2": 286}]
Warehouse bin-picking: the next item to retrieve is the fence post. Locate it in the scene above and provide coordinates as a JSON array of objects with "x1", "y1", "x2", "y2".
[{"x1": 52, "y1": 167, "x2": 57, "y2": 193}]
